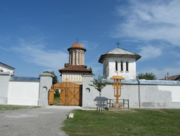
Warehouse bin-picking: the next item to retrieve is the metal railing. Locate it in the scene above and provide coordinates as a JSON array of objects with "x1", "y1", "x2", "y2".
[{"x1": 106, "y1": 99, "x2": 129, "y2": 109}]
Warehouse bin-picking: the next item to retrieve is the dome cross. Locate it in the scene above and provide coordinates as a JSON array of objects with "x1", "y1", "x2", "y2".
[{"x1": 117, "y1": 41, "x2": 120, "y2": 48}]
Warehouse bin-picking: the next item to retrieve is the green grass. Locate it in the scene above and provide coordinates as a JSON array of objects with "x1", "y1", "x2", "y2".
[
  {"x1": 0, "y1": 105, "x2": 41, "y2": 111},
  {"x1": 54, "y1": 97, "x2": 60, "y2": 104},
  {"x1": 62, "y1": 109, "x2": 180, "y2": 136}
]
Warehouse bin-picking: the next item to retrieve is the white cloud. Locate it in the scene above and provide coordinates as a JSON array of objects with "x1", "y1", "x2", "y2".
[
  {"x1": 113, "y1": 0, "x2": 180, "y2": 46},
  {"x1": 12, "y1": 40, "x2": 68, "y2": 70},
  {"x1": 138, "y1": 45, "x2": 162, "y2": 61},
  {"x1": 137, "y1": 67, "x2": 180, "y2": 79},
  {"x1": 0, "y1": 46, "x2": 10, "y2": 51}
]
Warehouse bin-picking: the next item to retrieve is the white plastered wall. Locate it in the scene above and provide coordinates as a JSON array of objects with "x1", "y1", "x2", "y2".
[
  {"x1": 0, "y1": 64, "x2": 14, "y2": 74},
  {"x1": 82, "y1": 76, "x2": 180, "y2": 108},
  {"x1": 62, "y1": 72, "x2": 83, "y2": 84},
  {"x1": 8, "y1": 81, "x2": 39, "y2": 105},
  {"x1": 103, "y1": 57, "x2": 136, "y2": 79},
  {"x1": 158, "y1": 86, "x2": 180, "y2": 102}
]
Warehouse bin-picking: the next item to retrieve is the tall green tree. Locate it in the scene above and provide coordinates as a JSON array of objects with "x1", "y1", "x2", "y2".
[
  {"x1": 89, "y1": 75, "x2": 109, "y2": 113},
  {"x1": 43, "y1": 71, "x2": 58, "y2": 84},
  {"x1": 137, "y1": 72, "x2": 157, "y2": 80},
  {"x1": 89, "y1": 67, "x2": 93, "y2": 74}
]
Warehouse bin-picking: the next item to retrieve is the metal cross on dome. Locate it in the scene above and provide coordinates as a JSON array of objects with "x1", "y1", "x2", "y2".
[{"x1": 117, "y1": 41, "x2": 120, "y2": 48}]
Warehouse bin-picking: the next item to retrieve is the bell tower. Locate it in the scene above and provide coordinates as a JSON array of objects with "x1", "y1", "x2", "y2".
[{"x1": 68, "y1": 42, "x2": 86, "y2": 65}]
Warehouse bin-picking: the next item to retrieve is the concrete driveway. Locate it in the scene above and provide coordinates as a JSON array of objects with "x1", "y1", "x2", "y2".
[{"x1": 0, "y1": 106, "x2": 82, "y2": 136}]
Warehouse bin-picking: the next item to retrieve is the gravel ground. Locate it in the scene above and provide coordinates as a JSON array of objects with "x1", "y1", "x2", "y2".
[{"x1": 0, "y1": 106, "x2": 82, "y2": 136}]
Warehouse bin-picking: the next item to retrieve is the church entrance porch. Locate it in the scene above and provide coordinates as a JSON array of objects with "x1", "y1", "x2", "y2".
[{"x1": 49, "y1": 82, "x2": 82, "y2": 106}]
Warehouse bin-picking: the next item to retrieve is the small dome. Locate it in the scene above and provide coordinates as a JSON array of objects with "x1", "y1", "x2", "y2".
[{"x1": 71, "y1": 43, "x2": 83, "y2": 48}]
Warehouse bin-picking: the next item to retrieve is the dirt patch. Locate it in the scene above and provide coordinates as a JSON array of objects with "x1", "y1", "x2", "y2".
[{"x1": 152, "y1": 109, "x2": 167, "y2": 113}]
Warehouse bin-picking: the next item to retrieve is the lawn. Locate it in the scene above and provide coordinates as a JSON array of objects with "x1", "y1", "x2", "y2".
[
  {"x1": 0, "y1": 105, "x2": 40, "y2": 111},
  {"x1": 62, "y1": 109, "x2": 180, "y2": 136},
  {"x1": 54, "y1": 97, "x2": 60, "y2": 104}
]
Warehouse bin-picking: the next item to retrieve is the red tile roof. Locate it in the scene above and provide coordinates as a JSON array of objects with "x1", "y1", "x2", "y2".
[
  {"x1": 71, "y1": 43, "x2": 83, "y2": 48},
  {"x1": 160, "y1": 75, "x2": 180, "y2": 80},
  {"x1": 59, "y1": 65, "x2": 92, "y2": 73}
]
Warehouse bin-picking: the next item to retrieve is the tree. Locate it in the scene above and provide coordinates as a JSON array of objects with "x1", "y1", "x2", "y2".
[
  {"x1": 137, "y1": 72, "x2": 157, "y2": 80},
  {"x1": 89, "y1": 67, "x2": 93, "y2": 74},
  {"x1": 43, "y1": 71, "x2": 58, "y2": 84},
  {"x1": 89, "y1": 75, "x2": 109, "y2": 113},
  {"x1": 64, "y1": 63, "x2": 69, "y2": 68},
  {"x1": 54, "y1": 89, "x2": 60, "y2": 98}
]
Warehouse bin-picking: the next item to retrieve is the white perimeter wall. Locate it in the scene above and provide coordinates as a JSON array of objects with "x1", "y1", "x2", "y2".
[
  {"x1": 82, "y1": 76, "x2": 180, "y2": 108},
  {"x1": 8, "y1": 81, "x2": 39, "y2": 106}
]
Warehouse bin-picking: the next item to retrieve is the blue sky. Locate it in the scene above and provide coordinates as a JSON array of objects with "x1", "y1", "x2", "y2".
[{"x1": 1, "y1": 0, "x2": 180, "y2": 81}]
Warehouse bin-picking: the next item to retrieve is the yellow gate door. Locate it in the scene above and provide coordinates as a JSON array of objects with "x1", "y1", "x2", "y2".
[{"x1": 48, "y1": 82, "x2": 82, "y2": 106}]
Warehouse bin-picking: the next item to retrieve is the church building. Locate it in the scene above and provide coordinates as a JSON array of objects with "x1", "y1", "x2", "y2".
[
  {"x1": 59, "y1": 42, "x2": 92, "y2": 84},
  {"x1": 99, "y1": 47, "x2": 141, "y2": 79}
]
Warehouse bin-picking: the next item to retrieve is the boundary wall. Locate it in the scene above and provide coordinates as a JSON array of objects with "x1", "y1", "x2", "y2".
[
  {"x1": 82, "y1": 75, "x2": 180, "y2": 108},
  {"x1": 0, "y1": 72, "x2": 53, "y2": 106}
]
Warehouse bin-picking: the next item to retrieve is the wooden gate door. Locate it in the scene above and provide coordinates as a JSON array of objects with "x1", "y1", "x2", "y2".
[{"x1": 49, "y1": 82, "x2": 82, "y2": 106}]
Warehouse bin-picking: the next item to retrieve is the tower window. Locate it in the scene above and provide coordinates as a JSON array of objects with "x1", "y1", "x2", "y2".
[
  {"x1": 121, "y1": 61, "x2": 123, "y2": 71},
  {"x1": 126, "y1": 62, "x2": 129, "y2": 71},
  {"x1": 115, "y1": 61, "x2": 118, "y2": 71}
]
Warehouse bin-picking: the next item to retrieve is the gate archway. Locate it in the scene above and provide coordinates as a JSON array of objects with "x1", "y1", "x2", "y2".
[{"x1": 49, "y1": 82, "x2": 82, "y2": 106}]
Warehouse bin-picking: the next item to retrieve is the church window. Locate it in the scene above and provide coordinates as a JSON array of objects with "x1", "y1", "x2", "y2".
[
  {"x1": 126, "y1": 62, "x2": 129, "y2": 71},
  {"x1": 115, "y1": 61, "x2": 118, "y2": 71},
  {"x1": 121, "y1": 61, "x2": 123, "y2": 71}
]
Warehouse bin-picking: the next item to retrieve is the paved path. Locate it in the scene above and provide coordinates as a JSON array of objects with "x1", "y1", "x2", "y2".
[{"x1": 0, "y1": 106, "x2": 82, "y2": 136}]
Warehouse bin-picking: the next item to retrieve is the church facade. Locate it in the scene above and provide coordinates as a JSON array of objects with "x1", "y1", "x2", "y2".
[{"x1": 59, "y1": 42, "x2": 92, "y2": 84}]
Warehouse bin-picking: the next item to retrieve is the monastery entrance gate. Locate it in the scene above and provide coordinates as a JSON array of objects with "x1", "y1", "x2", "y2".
[{"x1": 48, "y1": 82, "x2": 82, "y2": 106}]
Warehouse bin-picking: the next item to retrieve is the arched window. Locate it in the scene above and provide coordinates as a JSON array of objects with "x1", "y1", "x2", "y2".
[
  {"x1": 126, "y1": 62, "x2": 129, "y2": 71},
  {"x1": 121, "y1": 61, "x2": 123, "y2": 71},
  {"x1": 115, "y1": 61, "x2": 118, "y2": 71}
]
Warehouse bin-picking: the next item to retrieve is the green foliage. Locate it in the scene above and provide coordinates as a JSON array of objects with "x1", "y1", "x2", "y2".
[
  {"x1": 43, "y1": 71, "x2": 58, "y2": 84},
  {"x1": 137, "y1": 72, "x2": 157, "y2": 80},
  {"x1": 89, "y1": 67, "x2": 93, "y2": 74},
  {"x1": 54, "y1": 89, "x2": 60, "y2": 98},
  {"x1": 89, "y1": 75, "x2": 109, "y2": 92},
  {"x1": 64, "y1": 63, "x2": 69, "y2": 67}
]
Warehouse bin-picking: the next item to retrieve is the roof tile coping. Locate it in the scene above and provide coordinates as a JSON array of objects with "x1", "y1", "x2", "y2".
[{"x1": 39, "y1": 73, "x2": 54, "y2": 77}]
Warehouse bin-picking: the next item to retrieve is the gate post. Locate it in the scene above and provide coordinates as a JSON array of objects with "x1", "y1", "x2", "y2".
[
  {"x1": 82, "y1": 75, "x2": 94, "y2": 107},
  {"x1": 0, "y1": 72, "x2": 11, "y2": 104},
  {"x1": 38, "y1": 73, "x2": 54, "y2": 106}
]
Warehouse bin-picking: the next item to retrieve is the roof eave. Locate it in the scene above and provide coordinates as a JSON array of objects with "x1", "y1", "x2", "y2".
[
  {"x1": 59, "y1": 69, "x2": 91, "y2": 73},
  {"x1": 98, "y1": 54, "x2": 141, "y2": 63},
  {"x1": 0, "y1": 62, "x2": 15, "y2": 69},
  {"x1": 67, "y1": 47, "x2": 86, "y2": 52}
]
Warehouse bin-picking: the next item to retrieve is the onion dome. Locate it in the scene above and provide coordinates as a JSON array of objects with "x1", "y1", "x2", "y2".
[{"x1": 71, "y1": 43, "x2": 83, "y2": 48}]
